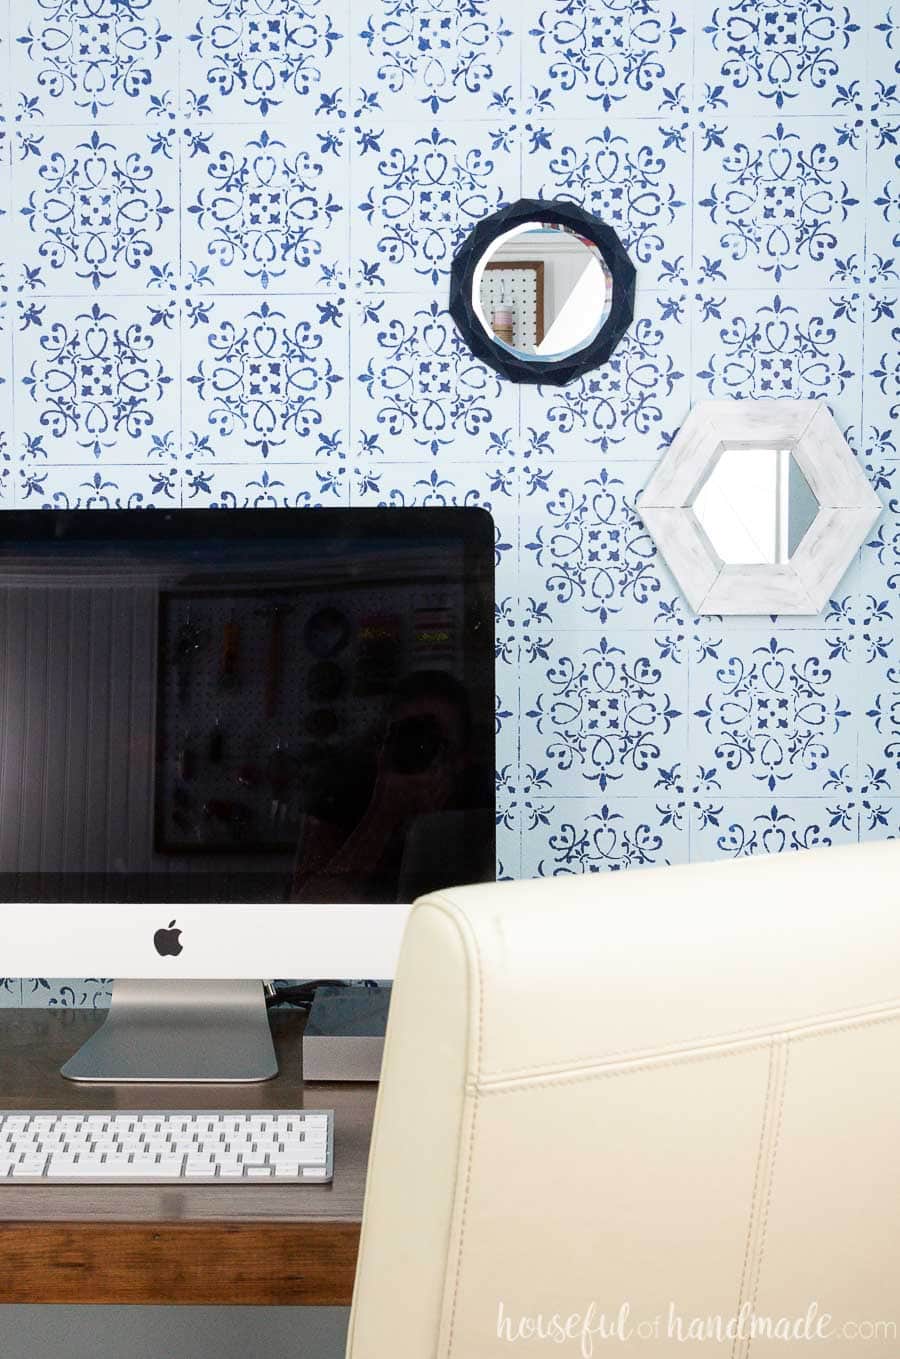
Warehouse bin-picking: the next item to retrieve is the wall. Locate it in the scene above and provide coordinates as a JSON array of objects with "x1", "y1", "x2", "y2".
[{"x1": 0, "y1": 1, "x2": 897, "y2": 1004}]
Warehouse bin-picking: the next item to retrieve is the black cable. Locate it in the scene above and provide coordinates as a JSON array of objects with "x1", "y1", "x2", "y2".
[{"x1": 266, "y1": 979, "x2": 350, "y2": 1009}]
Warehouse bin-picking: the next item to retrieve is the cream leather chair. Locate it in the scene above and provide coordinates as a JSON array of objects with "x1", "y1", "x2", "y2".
[{"x1": 347, "y1": 841, "x2": 900, "y2": 1358}]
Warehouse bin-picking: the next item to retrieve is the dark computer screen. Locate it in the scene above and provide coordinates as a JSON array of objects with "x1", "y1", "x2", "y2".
[{"x1": 0, "y1": 508, "x2": 495, "y2": 904}]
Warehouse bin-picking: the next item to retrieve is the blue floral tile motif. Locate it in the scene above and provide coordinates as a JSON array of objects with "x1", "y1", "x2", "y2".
[
  {"x1": 349, "y1": 458, "x2": 518, "y2": 596},
  {"x1": 863, "y1": 496, "x2": 900, "y2": 609},
  {"x1": 495, "y1": 758, "x2": 521, "y2": 878},
  {"x1": 495, "y1": 594, "x2": 517, "y2": 668},
  {"x1": 0, "y1": 135, "x2": 9, "y2": 224},
  {"x1": 13, "y1": 0, "x2": 175, "y2": 122},
  {"x1": 519, "y1": 461, "x2": 690, "y2": 629},
  {"x1": 13, "y1": 127, "x2": 177, "y2": 294},
  {"x1": 494, "y1": 731, "x2": 522, "y2": 880},
  {"x1": 183, "y1": 126, "x2": 347, "y2": 291},
  {"x1": 864, "y1": 293, "x2": 900, "y2": 454},
  {"x1": 859, "y1": 629, "x2": 900, "y2": 797},
  {"x1": 183, "y1": 461, "x2": 347, "y2": 508},
  {"x1": 521, "y1": 293, "x2": 690, "y2": 456},
  {"x1": 18, "y1": 298, "x2": 177, "y2": 464},
  {"x1": 521, "y1": 797, "x2": 689, "y2": 877},
  {"x1": 697, "y1": 1, "x2": 865, "y2": 113},
  {"x1": 695, "y1": 118, "x2": 865, "y2": 287},
  {"x1": 498, "y1": 759, "x2": 553, "y2": 839},
  {"x1": 21, "y1": 977, "x2": 113, "y2": 1008},
  {"x1": 823, "y1": 577, "x2": 890, "y2": 649},
  {"x1": 351, "y1": 122, "x2": 518, "y2": 289},
  {"x1": 869, "y1": 124, "x2": 900, "y2": 285},
  {"x1": 18, "y1": 463, "x2": 180, "y2": 508},
  {"x1": 0, "y1": 328, "x2": 11, "y2": 497},
  {"x1": 354, "y1": 2, "x2": 517, "y2": 119},
  {"x1": 859, "y1": 797, "x2": 900, "y2": 841},
  {"x1": 351, "y1": 296, "x2": 517, "y2": 459},
  {"x1": 182, "y1": 0, "x2": 346, "y2": 118},
  {"x1": 693, "y1": 291, "x2": 862, "y2": 436},
  {"x1": 691, "y1": 631, "x2": 859, "y2": 796},
  {"x1": 495, "y1": 827, "x2": 521, "y2": 882},
  {"x1": 873, "y1": 10, "x2": 900, "y2": 116},
  {"x1": 350, "y1": 456, "x2": 510, "y2": 513},
  {"x1": 692, "y1": 797, "x2": 857, "y2": 858},
  {"x1": 523, "y1": 0, "x2": 690, "y2": 117},
  {"x1": 522, "y1": 631, "x2": 688, "y2": 796},
  {"x1": 527, "y1": 120, "x2": 690, "y2": 275},
  {"x1": 183, "y1": 296, "x2": 346, "y2": 462}
]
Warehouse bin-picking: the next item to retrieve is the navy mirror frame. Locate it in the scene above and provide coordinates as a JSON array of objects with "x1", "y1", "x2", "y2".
[{"x1": 448, "y1": 198, "x2": 637, "y2": 387}]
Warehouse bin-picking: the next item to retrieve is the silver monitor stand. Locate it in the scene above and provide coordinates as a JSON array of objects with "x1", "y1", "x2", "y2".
[{"x1": 60, "y1": 980, "x2": 279, "y2": 1083}]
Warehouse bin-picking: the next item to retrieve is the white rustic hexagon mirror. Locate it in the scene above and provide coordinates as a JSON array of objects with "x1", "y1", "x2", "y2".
[{"x1": 639, "y1": 400, "x2": 882, "y2": 615}]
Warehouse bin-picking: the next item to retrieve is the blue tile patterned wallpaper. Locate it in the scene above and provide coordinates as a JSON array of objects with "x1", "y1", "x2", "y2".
[{"x1": 2, "y1": 1, "x2": 899, "y2": 1005}]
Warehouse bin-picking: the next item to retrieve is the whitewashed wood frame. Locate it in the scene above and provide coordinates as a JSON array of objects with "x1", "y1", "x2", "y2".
[{"x1": 639, "y1": 400, "x2": 882, "y2": 615}]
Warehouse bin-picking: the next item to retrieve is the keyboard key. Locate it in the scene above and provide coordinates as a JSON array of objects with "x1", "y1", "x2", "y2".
[
  {"x1": 11, "y1": 1160, "x2": 47, "y2": 1177},
  {"x1": 301, "y1": 1147, "x2": 328, "y2": 1165}
]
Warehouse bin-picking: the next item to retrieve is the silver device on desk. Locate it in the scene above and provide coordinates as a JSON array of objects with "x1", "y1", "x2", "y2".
[
  {"x1": 0, "y1": 1109, "x2": 334, "y2": 1184},
  {"x1": 0, "y1": 505, "x2": 496, "y2": 1094}
]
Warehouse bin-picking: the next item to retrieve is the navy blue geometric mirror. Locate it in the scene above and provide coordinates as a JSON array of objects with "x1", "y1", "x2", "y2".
[{"x1": 449, "y1": 198, "x2": 636, "y2": 386}]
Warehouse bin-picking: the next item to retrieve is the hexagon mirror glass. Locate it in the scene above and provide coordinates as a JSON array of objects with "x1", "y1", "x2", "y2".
[
  {"x1": 472, "y1": 222, "x2": 614, "y2": 362},
  {"x1": 692, "y1": 448, "x2": 819, "y2": 566}
]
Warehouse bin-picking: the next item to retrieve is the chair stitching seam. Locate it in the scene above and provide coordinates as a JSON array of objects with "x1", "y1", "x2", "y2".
[
  {"x1": 481, "y1": 995, "x2": 900, "y2": 1082},
  {"x1": 731, "y1": 1040, "x2": 777, "y2": 1359},
  {"x1": 746, "y1": 1041, "x2": 790, "y2": 1359},
  {"x1": 445, "y1": 905, "x2": 485, "y2": 1359},
  {"x1": 407, "y1": 899, "x2": 481, "y2": 1359},
  {"x1": 474, "y1": 1005, "x2": 900, "y2": 1094}
]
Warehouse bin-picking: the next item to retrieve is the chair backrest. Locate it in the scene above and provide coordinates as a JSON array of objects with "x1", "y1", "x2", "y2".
[{"x1": 346, "y1": 842, "x2": 900, "y2": 1358}]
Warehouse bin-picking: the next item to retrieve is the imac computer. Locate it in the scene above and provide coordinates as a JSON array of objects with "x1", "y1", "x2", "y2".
[{"x1": 0, "y1": 507, "x2": 495, "y2": 1082}]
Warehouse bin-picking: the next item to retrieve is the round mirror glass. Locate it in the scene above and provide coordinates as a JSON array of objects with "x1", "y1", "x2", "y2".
[
  {"x1": 471, "y1": 222, "x2": 614, "y2": 362},
  {"x1": 692, "y1": 447, "x2": 819, "y2": 566}
]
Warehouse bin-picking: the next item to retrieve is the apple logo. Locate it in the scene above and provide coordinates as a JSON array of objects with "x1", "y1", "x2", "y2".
[{"x1": 154, "y1": 920, "x2": 183, "y2": 958}]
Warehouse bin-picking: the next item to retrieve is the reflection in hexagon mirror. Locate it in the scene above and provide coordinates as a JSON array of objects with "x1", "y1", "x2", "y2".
[
  {"x1": 639, "y1": 399, "x2": 883, "y2": 616},
  {"x1": 692, "y1": 448, "x2": 820, "y2": 566},
  {"x1": 472, "y1": 223, "x2": 614, "y2": 362}
]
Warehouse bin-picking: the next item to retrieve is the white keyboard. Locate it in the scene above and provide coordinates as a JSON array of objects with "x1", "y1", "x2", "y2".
[{"x1": 0, "y1": 1110, "x2": 333, "y2": 1184}]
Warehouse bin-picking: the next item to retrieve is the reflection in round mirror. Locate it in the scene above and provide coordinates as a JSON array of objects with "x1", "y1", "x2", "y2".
[
  {"x1": 693, "y1": 448, "x2": 820, "y2": 566},
  {"x1": 471, "y1": 222, "x2": 613, "y2": 362},
  {"x1": 449, "y1": 199, "x2": 636, "y2": 385}
]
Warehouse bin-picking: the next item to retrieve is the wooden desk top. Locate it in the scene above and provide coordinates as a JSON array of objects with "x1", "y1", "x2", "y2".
[{"x1": 0, "y1": 1008, "x2": 375, "y2": 1304}]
